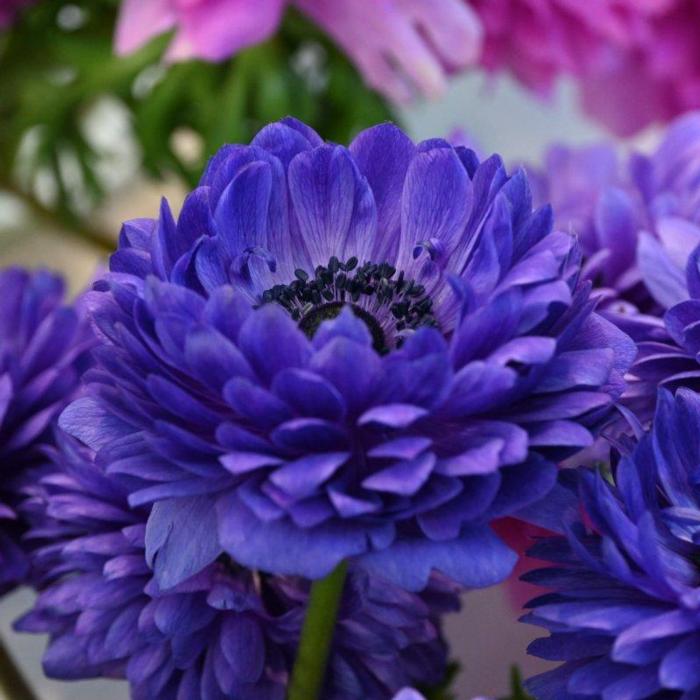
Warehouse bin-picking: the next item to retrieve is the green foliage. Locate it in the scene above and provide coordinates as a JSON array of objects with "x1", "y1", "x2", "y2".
[
  {"x1": 503, "y1": 667, "x2": 533, "y2": 700},
  {"x1": 421, "y1": 663, "x2": 533, "y2": 700},
  {"x1": 0, "y1": 0, "x2": 395, "y2": 239}
]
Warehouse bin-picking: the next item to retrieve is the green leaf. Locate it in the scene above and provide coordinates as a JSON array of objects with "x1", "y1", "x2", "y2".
[
  {"x1": 1, "y1": 1, "x2": 396, "y2": 245},
  {"x1": 502, "y1": 667, "x2": 534, "y2": 700}
]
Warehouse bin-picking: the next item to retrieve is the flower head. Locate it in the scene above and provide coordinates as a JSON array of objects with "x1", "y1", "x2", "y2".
[
  {"x1": 524, "y1": 387, "x2": 700, "y2": 699},
  {"x1": 20, "y1": 431, "x2": 457, "y2": 699},
  {"x1": 115, "y1": 0, "x2": 482, "y2": 103},
  {"x1": 0, "y1": 268, "x2": 90, "y2": 593},
  {"x1": 530, "y1": 112, "x2": 700, "y2": 420},
  {"x1": 62, "y1": 117, "x2": 634, "y2": 592},
  {"x1": 470, "y1": 0, "x2": 700, "y2": 136}
]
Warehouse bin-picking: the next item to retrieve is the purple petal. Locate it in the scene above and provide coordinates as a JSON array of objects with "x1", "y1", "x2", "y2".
[{"x1": 145, "y1": 496, "x2": 222, "y2": 590}]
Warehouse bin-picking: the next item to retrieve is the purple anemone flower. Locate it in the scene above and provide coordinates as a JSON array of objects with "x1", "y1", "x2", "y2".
[
  {"x1": 61, "y1": 117, "x2": 635, "y2": 592},
  {"x1": 530, "y1": 113, "x2": 700, "y2": 423},
  {"x1": 530, "y1": 111, "x2": 700, "y2": 340},
  {"x1": 0, "y1": 268, "x2": 90, "y2": 593},
  {"x1": 19, "y1": 431, "x2": 458, "y2": 699},
  {"x1": 523, "y1": 387, "x2": 700, "y2": 699}
]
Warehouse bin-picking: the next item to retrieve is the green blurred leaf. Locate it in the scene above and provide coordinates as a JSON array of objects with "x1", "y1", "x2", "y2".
[
  {"x1": 0, "y1": 2, "x2": 396, "y2": 239},
  {"x1": 502, "y1": 667, "x2": 533, "y2": 700}
]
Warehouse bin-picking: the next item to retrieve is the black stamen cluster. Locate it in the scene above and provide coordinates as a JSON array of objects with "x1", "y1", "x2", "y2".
[{"x1": 261, "y1": 256, "x2": 438, "y2": 348}]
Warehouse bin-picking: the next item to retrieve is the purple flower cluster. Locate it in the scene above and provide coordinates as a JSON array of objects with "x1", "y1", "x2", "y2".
[
  {"x1": 21, "y1": 432, "x2": 457, "y2": 699},
  {"x1": 530, "y1": 113, "x2": 700, "y2": 329},
  {"x1": 530, "y1": 112, "x2": 700, "y2": 423},
  {"x1": 56, "y1": 117, "x2": 634, "y2": 597},
  {"x1": 0, "y1": 268, "x2": 90, "y2": 593},
  {"x1": 524, "y1": 389, "x2": 700, "y2": 699}
]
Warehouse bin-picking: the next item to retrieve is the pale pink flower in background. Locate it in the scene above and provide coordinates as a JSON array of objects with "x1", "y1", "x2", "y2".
[
  {"x1": 294, "y1": 0, "x2": 482, "y2": 103},
  {"x1": 116, "y1": 0, "x2": 481, "y2": 103},
  {"x1": 115, "y1": 0, "x2": 287, "y2": 62},
  {"x1": 115, "y1": 0, "x2": 483, "y2": 103}
]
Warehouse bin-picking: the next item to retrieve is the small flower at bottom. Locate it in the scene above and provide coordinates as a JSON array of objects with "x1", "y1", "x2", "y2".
[
  {"x1": 61, "y1": 117, "x2": 635, "y2": 592},
  {"x1": 19, "y1": 431, "x2": 458, "y2": 699}
]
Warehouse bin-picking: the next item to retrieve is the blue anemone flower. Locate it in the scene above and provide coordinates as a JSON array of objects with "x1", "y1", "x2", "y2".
[
  {"x1": 524, "y1": 388, "x2": 700, "y2": 699},
  {"x1": 60, "y1": 118, "x2": 635, "y2": 591}
]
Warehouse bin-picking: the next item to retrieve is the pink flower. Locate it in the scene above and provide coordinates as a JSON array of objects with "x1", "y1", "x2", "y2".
[
  {"x1": 492, "y1": 518, "x2": 553, "y2": 611},
  {"x1": 469, "y1": 0, "x2": 700, "y2": 136},
  {"x1": 579, "y1": 0, "x2": 700, "y2": 136},
  {"x1": 115, "y1": 0, "x2": 287, "y2": 62},
  {"x1": 471, "y1": 0, "x2": 674, "y2": 96},
  {"x1": 115, "y1": 0, "x2": 482, "y2": 103},
  {"x1": 294, "y1": 0, "x2": 482, "y2": 103}
]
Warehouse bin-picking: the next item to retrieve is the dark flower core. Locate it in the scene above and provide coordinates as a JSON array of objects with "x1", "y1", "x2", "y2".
[
  {"x1": 299, "y1": 301, "x2": 387, "y2": 351},
  {"x1": 261, "y1": 255, "x2": 438, "y2": 353}
]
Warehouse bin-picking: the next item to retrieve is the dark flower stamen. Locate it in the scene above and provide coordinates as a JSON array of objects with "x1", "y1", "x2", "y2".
[{"x1": 261, "y1": 256, "x2": 438, "y2": 352}]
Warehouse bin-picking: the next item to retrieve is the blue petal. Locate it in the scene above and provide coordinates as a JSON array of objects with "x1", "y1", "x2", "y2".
[
  {"x1": 217, "y1": 493, "x2": 368, "y2": 578},
  {"x1": 349, "y1": 124, "x2": 415, "y2": 262},
  {"x1": 288, "y1": 145, "x2": 377, "y2": 266},
  {"x1": 359, "y1": 524, "x2": 516, "y2": 592},
  {"x1": 145, "y1": 496, "x2": 222, "y2": 590}
]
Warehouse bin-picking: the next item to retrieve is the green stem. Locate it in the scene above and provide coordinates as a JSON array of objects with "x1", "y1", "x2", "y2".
[
  {"x1": 1, "y1": 179, "x2": 115, "y2": 254},
  {"x1": 0, "y1": 635, "x2": 39, "y2": 700},
  {"x1": 288, "y1": 561, "x2": 349, "y2": 700}
]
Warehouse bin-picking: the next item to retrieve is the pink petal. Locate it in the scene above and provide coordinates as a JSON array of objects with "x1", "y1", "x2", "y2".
[
  {"x1": 166, "y1": 0, "x2": 287, "y2": 62},
  {"x1": 115, "y1": 0, "x2": 177, "y2": 55},
  {"x1": 294, "y1": 0, "x2": 483, "y2": 103}
]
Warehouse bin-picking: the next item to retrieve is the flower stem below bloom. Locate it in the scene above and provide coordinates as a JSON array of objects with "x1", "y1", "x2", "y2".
[
  {"x1": 0, "y1": 635, "x2": 38, "y2": 700},
  {"x1": 288, "y1": 561, "x2": 349, "y2": 700}
]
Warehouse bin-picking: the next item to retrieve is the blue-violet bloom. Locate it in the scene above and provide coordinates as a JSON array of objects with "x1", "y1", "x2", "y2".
[
  {"x1": 524, "y1": 387, "x2": 700, "y2": 699},
  {"x1": 61, "y1": 117, "x2": 635, "y2": 591}
]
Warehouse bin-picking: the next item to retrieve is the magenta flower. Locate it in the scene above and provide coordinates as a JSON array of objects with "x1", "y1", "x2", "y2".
[
  {"x1": 115, "y1": 0, "x2": 482, "y2": 103},
  {"x1": 580, "y1": 0, "x2": 700, "y2": 136},
  {"x1": 471, "y1": 0, "x2": 670, "y2": 97},
  {"x1": 470, "y1": 0, "x2": 700, "y2": 136}
]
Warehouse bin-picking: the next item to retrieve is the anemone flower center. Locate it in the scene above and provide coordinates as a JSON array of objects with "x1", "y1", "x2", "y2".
[{"x1": 261, "y1": 256, "x2": 438, "y2": 353}]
